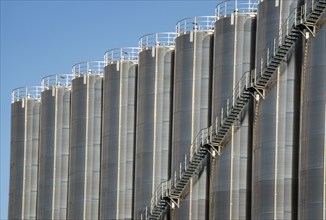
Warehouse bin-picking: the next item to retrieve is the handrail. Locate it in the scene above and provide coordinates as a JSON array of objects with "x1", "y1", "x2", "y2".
[
  {"x1": 104, "y1": 47, "x2": 139, "y2": 65},
  {"x1": 176, "y1": 16, "x2": 216, "y2": 34},
  {"x1": 41, "y1": 74, "x2": 73, "y2": 90},
  {"x1": 72, "y1": 61, "x2": 105, "y2": 76},
  {"x1": 171, "y1": 126, "x2": 211, "y2": 188},
  {"x1": 150, "y1": 180, "x2": 170, "y2": 214},
  {"x1": 218, "y1": 70, "x2": 251, "y2": 129},
  {"x1": 139, "y1": 32, "x2": 177, "y2": 50},
  {"x1": 12, "y1": 86, "x2": 42, "y2": 103},
  {"x1": 215, "y1": 0, "x2": 258, "y2": 18}
]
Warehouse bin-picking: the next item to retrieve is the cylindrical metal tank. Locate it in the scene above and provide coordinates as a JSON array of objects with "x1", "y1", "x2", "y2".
[
  {"x1": 37, "y1": 74, "x2": 72, "y2": 219},
  {"x1": 252, "y1": 0, "x2": 303, "y2": 219},
  {"x1": 100, "y1": 48, "x2": 138, "y2": 220},
  {"x1": 8, "y1": 86, "x2": 41, "y2": 220},
  {"x1": 171, "y1": 16, "x2": 215, "y2": 219},
  {"x1": 210, "y1": 1, "x2": 257, "y2": 219},
  {"x1": 134, "y1": 32, "x2": 176, "y2": 218},
  {"x1": 299, "y1": 14, "x2": 326, "y2": 220},
  {"x1": 67, "y1": 61, "x2": 104, "y2": 219}
]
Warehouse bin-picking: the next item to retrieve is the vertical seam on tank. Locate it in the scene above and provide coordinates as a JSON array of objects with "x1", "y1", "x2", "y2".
[
  {"x1": 298, "y1": 38, "x2": 305, "y2": 220},
  {"x1": 83, "y1": 76, "x2": 89, "y2": 219},
  {"x1": 230, "y1": 15, "x2": 238, "y2": 220},
  {"x1": 324, "y1": 92, "x2": 326, "y2": 220},
  {"x1": 152, "y1": 48, "x2": 158, "y2": 196},
  {"x1": 52, "y1": 88, "x2": 58, "y2": 219},
  {"x1": 22, "y1": 99, "x2": 27, "y2": 219},
  {"x1": 116, "y1": 62, "x2": 123, "y2": 219},
  {"x1": 190, "y1": 30, "x2": 197, "y2": 219},
  {"x1": 274, "y1": 2, "x2": 283, "y2": 218},
  {"x1": 274, "y1": 68, "x2": 280, "y2": 220}
]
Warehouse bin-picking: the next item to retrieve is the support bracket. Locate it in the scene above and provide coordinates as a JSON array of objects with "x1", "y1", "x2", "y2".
[
  {"x1": 207, "y1": 144, "x2": 221, "y2": 157},
  {"x1": 303, "y1": 24, "x2": 317, "y2": 37},
  {"x1": 252, "y1": 87, "x2": 265, "y2": 100},
  {"x1": 167, "y1": 197, "x2": 180, "y2": 209}
]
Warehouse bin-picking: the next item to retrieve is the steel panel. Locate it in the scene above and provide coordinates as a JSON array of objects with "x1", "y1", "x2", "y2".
[
  {"x1": 210, "y1": 14, "x2": 256, "y2": 220},
  {"x1": 171, "y1": 31, "x2": 213, "y2": 219},
  {"x1": 100, "y1": 60, "x2": 137, "y2": 220},
  {"x1": 67, "y1": 75, "x2": 102, "y2": 219},
  {"x1": 134, "y1": 47, "x2": 174, "y2": 217},
  {"x1": 299, "y1": 20, "x2": 326, "y2": 220},
  {"x1": 8, "y1": 99, "x2": 40, "y2": 220},
  {"x1": 252, "y1": 0, "x2": 302, "y2": 219},
  {"x1": 37, "y1": 87, "x2": 70, "y2": 219}
]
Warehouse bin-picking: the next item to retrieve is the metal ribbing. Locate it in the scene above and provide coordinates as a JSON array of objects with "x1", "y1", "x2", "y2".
[
  {"x1": 210, "y1": 13, "x2": 256, "y2": 220},
  {"x1": 252, "y1": 0, "x2": 302, "y2": 219},
  {"x1": 134, "y1": 46, "x2": 174, "y2": 217},
  {"x1": 299, "y1": 18, "x2": 326, "y2": 220},
  {"x1": 171, "y1": 31, "x2": 213, "y2": 219},
  {"x1": 100, "y1": 60, "x2": 137, "y2": 220},
  {"x1": 67, "y1": 75, "x2": 102, "y2": 219},
  {"x1": 8, "y1": 99, "x2": 40, "y2": 220},
  {"x1": 37, "y1": 87, "x2": 70, "y2": 219}
]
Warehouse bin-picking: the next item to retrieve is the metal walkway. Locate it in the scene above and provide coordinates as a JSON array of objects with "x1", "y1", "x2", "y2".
[{"x1": 142, "y1": 0, "x2": 326, "y2": 219}]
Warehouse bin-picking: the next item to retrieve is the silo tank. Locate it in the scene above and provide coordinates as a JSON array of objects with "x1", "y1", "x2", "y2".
[
  {"x1": 299, "y1": 15, "x2": 326, "y2": 220},
  {"x1": 171, "y1": 16, "x2": 214, "y2": 219},
  {"x1": 210, "y1": 2, "x2": 257, "y2": 219},
  {"x1": 8, "y1": 86, "x2": 41, "y2": 220},
  {"x1": 37, "y1": 75, "x2": 71, "y2": 219},
  {"x1": 67, "y1": 61, "x2": 104, "y2": 220},
  {"x1": 252, "y1": 0, "x2": 303, "y2": 219},
  {"x1": 100, "y1": 48, "x2": 138, "y2": 220},
  {"x1": 134, "y1": 33, "x2": 175, "y2": 218}
]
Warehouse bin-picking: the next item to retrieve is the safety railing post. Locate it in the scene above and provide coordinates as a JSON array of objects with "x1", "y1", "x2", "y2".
[
  {"x1": 215, "y1": 117, "x2": 218, "y2": 132},
  {"x1": 238, "y1": 78, "x2": 241, "y2": 99},
  {"x1": 286, "y1": 19, "x2": 289, "y2": 36}
]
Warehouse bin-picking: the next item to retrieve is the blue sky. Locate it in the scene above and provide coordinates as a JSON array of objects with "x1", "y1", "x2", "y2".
[{"x1": 0, "y1": 0, "x2": 217, "y2": 218}]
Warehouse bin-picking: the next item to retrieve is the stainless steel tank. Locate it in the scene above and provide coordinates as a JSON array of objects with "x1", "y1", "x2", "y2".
[
  {"x1": 171, "y1": 16, "x2": 215, "y2": 219},
  {"x1": 37, "y1": 74, "x2": 72, "y2": 219},
  {"x1": 252, "y1": 0, "x2": 303, "y2": 219},
  {"x1": 67, "y1": 61, "x2": 104, "y2": 219},
  {"x1": 9, "y1": 86, "x2": 41, "y2": 220},
  {"x1": 210, "y1": 1, "x2": 257, "y2": 219},
  {"x1": 134, "y1": 32, "x2": 176, "y2": 218},
  {"x1": 100, "y1": 48, "x2": 138, "y2": 220},
  {"x1": 299, "y1": 12, "x2": 326, "y2": 220}
]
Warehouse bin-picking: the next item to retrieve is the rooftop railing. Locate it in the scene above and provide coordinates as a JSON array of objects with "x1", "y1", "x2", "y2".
[
  {"x1": 12, "y1": 86, "x2": 42, "y2": 103},
  {"x1": 104, "y1": 47, "x2": 139, "y2": 65},
  {"x1": 176, "y1": 16, "x2": 216, "y2": 35},
  {"x1": 215, "y1": 0, "x2": 258, "y2": 18},
  {"x1": 41, "y1": 74, "x2": 73, "y2": 90},
  {"x1": 72, "y1": 61, "x2": 105, "y2": 76},
  {"x1": 139, "y1": 32, "x2": 177, "y2": 50}
]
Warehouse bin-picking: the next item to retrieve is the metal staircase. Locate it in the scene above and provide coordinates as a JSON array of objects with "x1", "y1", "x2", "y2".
[{"x1": 141, "y1": 0, "x2": 326, "y2": 219}]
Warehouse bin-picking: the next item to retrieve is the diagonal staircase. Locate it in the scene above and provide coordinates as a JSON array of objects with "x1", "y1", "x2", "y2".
[{"x1": 141, "y1": 1, "x2": 326, "y2": 219}]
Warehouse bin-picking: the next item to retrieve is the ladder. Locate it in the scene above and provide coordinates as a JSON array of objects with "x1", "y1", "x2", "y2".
[{"x1": 142, "y1": 0, "x2": 326, "y2": 219}]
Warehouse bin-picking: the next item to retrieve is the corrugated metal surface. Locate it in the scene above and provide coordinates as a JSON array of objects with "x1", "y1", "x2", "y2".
[
  {"x1": 9, "y1": 95, "x2": 41, "y2": 220},
  {"x1": 252, "y1": 0, "x2": 302, "y2": 219},
  {"x1": 171, "y1": 27, "x2": 213, "y2": 219},
  {"x1": 299, "y1": 18, "x2": 326, "y2": 220},
  {"x1": 68, "y1": 72, "x2": 102, "y2": 219},
  {"x1": 37, "y1": 84, "x2": 70, "y2": 219},
  {"x1": 100, "y1": 52, "x2": 138, "y2": 220},
  {"x1": 210, "y1": 13, "x2": 256, "y2": 220},
  {"x1": 134, "y1": 44, "x2": 174, "y2": 218}
]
